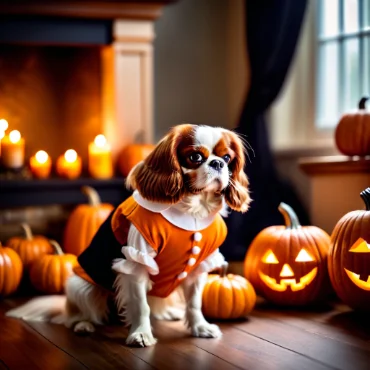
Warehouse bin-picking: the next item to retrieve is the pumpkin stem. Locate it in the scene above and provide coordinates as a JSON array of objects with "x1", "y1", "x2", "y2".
[
  {"x1": 49, "y1": 240, "x2": 64, "y2": 255},
  {"x1": 360, "y1": 188, "x2": 370, "y2": 211},
  {"x1": 81, "y1": 186, "x2": 101, "y2": 206},
  {"x1": 359, "y1": 97, "x2": 369, "y2": 110},
  {"x1": 21, "y1": 223, "x2": 33, "y2": 240},
  {"x1": 278, "y1": 202, "x2": 301, "y2": 229},
  {"x1": 220, "y1": 262, "x2": 229, "y2": 277}
]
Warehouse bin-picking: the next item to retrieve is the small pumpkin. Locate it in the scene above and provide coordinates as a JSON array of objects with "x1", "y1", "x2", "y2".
[
  {"x1": 7, "y1": 223, "x2": 53, "y2": 270},
  {"x1": 118, "y1": 143, "x2": 155, "y2": 177},
  {"x1": 0, "y1": 242, "x2": 23, "y2": 297},
  {"x1": 335, "y1": 96, "x2": 370, "y2": 156},
  {"x1": 202, "y1": 263, "x2": 256, "y2": 319},
  {"x1": 64, "y1": 186, "x2": 114, "y2": 256},
  {"x1": 30, "y1": 240, "x2": 77, "y2": 294},
  {"x1": 244, "y1": 202, "x2": 331, "y2": 306},
  {"x1": 329, "y1": 188, "x2": 370, "y2": 311}
]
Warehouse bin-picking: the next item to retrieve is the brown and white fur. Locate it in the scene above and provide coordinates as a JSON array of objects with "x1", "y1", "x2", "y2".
[{"x1": 7, "y1": 124, "x2": 250, "y2": 347}]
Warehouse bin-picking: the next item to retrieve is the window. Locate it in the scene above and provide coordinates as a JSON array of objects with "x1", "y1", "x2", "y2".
[{"x1": 317, "y1": 0, "x2": 370, "y2": 130}]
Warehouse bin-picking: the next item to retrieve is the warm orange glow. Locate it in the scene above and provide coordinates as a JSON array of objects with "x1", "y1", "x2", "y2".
[
  {"x1": 349, "y1": 238, "x2": 370, "y2": 253},
  {"x1": 280, "y1": 264, "x2": 294, "y2": 277},
  {"x1": 344, "y1": 269, "x2": 370, "y2": 290},
  {"x1": 0, "y1": 119, "x2": 8, "y2": 132},
  {"x1": 94, "y1": 134, "x2": 107, "y2": 148},
  {"x1": 262, "y1": 250, "x2": 279, "y2": 264},
  {"x1": 35, "y1": 150, "x2": 49, "y2": 164},
  {"x1": 295, "y1": 249, "x2": 315, "y2": 262},
  {"x1": 65, "y1": 149, "x2": 78, "y2": 163},
  {"x1": 259, "y1": 268, "x2": 318, "y2": 292},
  {"x1": 0, "y1": 131, "x2": 4, "y2": 140},
  {"x1": 9, "y1": 130, "x2": 21, "y2": 144}
]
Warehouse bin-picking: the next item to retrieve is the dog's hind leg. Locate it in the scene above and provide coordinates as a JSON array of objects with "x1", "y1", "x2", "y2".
[{"x1": 65, "y1": 275, "x2": 110, "y2": 333}]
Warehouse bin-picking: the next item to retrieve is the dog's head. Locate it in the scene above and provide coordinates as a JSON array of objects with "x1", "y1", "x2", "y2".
[{"x1": 126, "y1": 124, "x2": 250, "y2": 213}]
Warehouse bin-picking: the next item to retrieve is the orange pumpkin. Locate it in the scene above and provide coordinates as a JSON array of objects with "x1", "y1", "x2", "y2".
[
  {"x1": 30, "y1": 240, "x2": 77, "y2": 294},
  {"x1": 202, "y1": 263, "x2": 256, "y2": 319},
  {"x1": 335, "y1": 96, "x2": 370, "y2": 156},
  {"x1": 118, "y1": 143, "x2": 155, "y2": 177},
  {"x1": 64, "y1": 186, "x2": 114, "y2": 256},
  {"x1": 0, "y1": 242, "x2": 23, "y2": 297},
  {"x1": 244, "y1": 203, "x2": 331, "y2": 306},
  {"x1": 329, "y1": 188, "x2": 370, "y2": 311},
  {"x1": 7, "y1": 223, "x2": 53, "y2": 270}
]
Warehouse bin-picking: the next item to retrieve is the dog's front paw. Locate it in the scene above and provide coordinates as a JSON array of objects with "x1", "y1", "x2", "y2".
[
  {"x1": 126, "y1": 331, "x2": 157, "y2": 347},
  {"x1": 191, "y1": 322, "x2": 222, "y2": 338}
]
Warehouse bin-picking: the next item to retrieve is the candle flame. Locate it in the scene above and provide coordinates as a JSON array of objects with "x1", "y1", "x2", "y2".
[
  {"x1": 9, "y1": 130, "x2": 21, "y2": 143},
  {"x1": 0, "y1": 119, "x2": 8, "y2": 132},
  {"x1": 35, "y1": 150, "x2": 49, "y2": 164},
  {"x1": 94, "y1": 134, "x2": 107, "y2": 148},
  {"x1": 65, "y1": 149, "x2": 77, "y2": 163}
]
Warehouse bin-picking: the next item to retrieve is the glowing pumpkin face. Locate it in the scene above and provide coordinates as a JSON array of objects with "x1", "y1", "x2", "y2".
[
  {"x1": 344, "y1": 239, "x2": 370, "y2": 291},
  {"x1": 259, "y1": 248, "x2": 318, "y2": 292},
  {"x1": 244, "y1": 203, "x2": 331, "y2": 306},
  {"x1": 329, "y1": 188, "x2": 370, "y2": 311}
]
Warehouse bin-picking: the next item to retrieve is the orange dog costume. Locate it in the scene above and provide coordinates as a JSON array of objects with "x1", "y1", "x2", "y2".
[{"x1": 74, "y1": 192, "x2": 227, "y2": 298}]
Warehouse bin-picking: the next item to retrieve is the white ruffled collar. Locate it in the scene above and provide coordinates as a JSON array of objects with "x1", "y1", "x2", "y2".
[{"x1": 133, "y1": 191, "x2": 217, "y2": 231}]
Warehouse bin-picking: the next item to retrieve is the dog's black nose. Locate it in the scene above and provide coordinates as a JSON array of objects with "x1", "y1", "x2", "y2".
[{"x1": 209, "y1": 159, "x2": 224, "y2": 171}]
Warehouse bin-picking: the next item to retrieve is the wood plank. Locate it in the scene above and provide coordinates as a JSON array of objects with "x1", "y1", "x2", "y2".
[
  {"x1": 127, "y1": 320, "x2": 241, "y2": 370},
  {"x1": 0, "y1": 313, "x2": 85, "y2": 370},
  {"x1": 253, "y1": 303, "x2": 370, "y2": 350},
  {"x1": 156, "y1": 321, "x2": 331, "y2": 370},
  {"x1": 235, "y1": 312, "x2": 370, "y2": 370},
  {"x1": 26, "y1": 321, "x2": 154, "y2": 370}
]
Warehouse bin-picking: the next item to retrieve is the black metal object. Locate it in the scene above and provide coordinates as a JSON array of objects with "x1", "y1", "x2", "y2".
[{"x1": 0, "y1": 177, "x2": 131, "y2": 208}]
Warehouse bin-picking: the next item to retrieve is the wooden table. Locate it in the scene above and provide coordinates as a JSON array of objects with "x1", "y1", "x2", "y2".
[{"x1": 0, "y1": 298, "x2": 369, "y2": 370}]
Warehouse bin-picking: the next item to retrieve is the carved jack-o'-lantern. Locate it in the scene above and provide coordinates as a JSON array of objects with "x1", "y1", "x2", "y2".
[
  {"x1": 244, "y1": 203, "x2": 331, "y2": 306},
  {"x1": 329, "y1": 188, "x2": 370, "y2": 310}
]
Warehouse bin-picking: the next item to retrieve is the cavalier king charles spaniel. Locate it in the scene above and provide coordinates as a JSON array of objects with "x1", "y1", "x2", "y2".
[{"x1": 7, "y1": 124, "x2": 250, "y2": 347}]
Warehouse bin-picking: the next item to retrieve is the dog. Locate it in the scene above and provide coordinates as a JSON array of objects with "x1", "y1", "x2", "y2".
[{"x1": 7, "y1": 123, "x2": 250, "y2": 347}]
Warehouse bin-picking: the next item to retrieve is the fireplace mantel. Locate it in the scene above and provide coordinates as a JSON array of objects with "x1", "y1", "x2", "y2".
[{"x1": 0, "y1": 1, "x2": 175, "y2": 20}]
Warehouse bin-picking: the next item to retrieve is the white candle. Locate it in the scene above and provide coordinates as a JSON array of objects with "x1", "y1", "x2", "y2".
[{"x1": 1, "y1": 130, "x2": 25, "y2": 169}]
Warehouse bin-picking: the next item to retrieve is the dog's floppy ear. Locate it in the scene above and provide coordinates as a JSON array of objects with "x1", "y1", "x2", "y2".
[
  {"x1": 126, "y1": 126, "x2": 189, "y2": 204},
  {"x1": 223, "y1": 131, "x2": 251, "y2": 213}
]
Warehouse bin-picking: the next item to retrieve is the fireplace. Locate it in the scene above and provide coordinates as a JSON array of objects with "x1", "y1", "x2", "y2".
[{"x1": 0, "y1": 0, "x2": 173, "y2": 241}]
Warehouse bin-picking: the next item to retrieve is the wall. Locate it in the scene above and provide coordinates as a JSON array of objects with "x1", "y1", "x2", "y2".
[{"x1": 153, "y1": 0, "x2": 248, "y2": 141}]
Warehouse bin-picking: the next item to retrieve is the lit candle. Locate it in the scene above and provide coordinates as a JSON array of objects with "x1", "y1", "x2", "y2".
[
  {"x1": 29, "y1": 150, "x2": 52, "y2": 179},
  {"x1": 88, "y1": 134, "x2": 113, "y2": 179},
  {"x1": 1, "y1": 130, "x2": 25, "y2": 169},
  {"x1": 56, "y1": 149, "x2": 82, "y2": 179},
  {"x1": 0, "y1": 119, "x2": 9, "y2": 157}
]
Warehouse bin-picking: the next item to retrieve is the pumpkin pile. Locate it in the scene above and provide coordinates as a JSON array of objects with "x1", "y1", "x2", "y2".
[
  {"x1": 329, "y1": 188, "x2": 370, "y2": 311},
  {"x1": 64, "y1": 186, "x2": 114, "y2": 256},
  {"x1": 202, "y1": 262, "x2": 256, "y2": 319},
  {"x1": 244, "y1": 202, "x2": 331, "y2": 306}
]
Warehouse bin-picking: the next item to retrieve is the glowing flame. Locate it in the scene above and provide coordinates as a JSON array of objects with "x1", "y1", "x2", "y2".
[
  {"x1": 0, "y1": 119, "x2": 8, "y2": 132},
  {"x1": 65, "y1": 149, "x2": 77, "y2": 163},
  {"x1": 35, "y1": 150, "x2": 49, "y2": 164},
  {"x1": 94, "y1": 134, "x2": 107, "y2": 148},
  {"x1": 9, "y1": 130, "x2": 21, "y2": 144}
]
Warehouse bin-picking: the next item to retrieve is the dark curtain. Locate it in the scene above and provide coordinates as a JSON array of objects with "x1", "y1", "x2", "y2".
[{"x1": 221, "y1": 0, "x2": 309, "y2": 261}]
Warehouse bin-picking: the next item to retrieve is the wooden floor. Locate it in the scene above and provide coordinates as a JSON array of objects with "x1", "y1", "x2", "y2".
[{"x1": 0, "y1": 298, "x2": 369, "y2": 370}]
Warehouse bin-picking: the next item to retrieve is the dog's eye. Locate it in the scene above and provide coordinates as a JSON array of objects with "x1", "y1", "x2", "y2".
[
  {"x1": 189, "y1": 153, "x2": 204, "y2": 163},
  {"x1": 222, "y1": 154, "x2": 231, "y2": 164}
]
